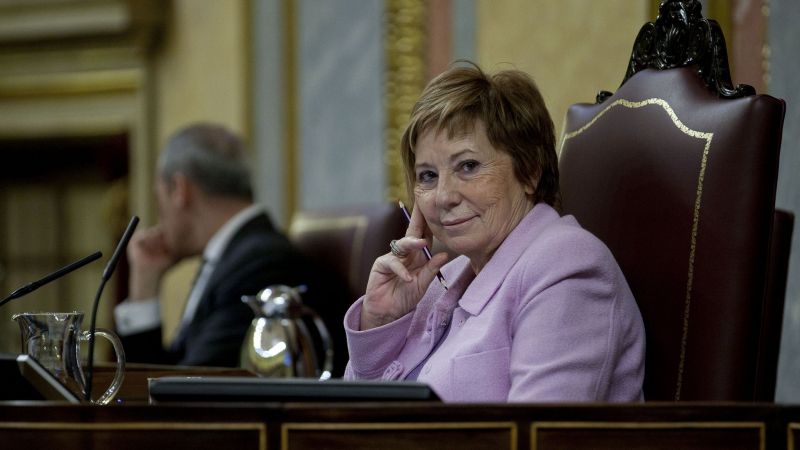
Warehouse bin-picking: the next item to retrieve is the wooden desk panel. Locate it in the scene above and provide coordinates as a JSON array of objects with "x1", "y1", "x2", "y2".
[
  {"x1": 283, "y1": 422, "x2": 516, "y2": 450},
  {"x1": 532, "y1": 421, "x2": 765, "y2": 450},
  {"x1": 789, "y1": 423, "x2": 800, "y2": 450},
  {"x1": 0, "y1": 402, "x2": 798, "y2": 450},
  {"x1": 0, "y1": 422, "x2": 266, "y2": 450}
]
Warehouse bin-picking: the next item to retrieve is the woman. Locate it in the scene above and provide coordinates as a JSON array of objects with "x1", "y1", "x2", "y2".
[{"x1": 344, "y1": 62, "x2": 645, "y2": 402}]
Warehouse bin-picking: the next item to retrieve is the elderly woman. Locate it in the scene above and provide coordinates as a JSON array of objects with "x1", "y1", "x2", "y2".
[{"x1": 343, "y1": 62, "x2": 645, "y2": 402}]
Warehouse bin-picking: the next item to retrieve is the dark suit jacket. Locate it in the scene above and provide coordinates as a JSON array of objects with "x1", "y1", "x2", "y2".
[{"x1": 120, "y1": 212, "x2": 349, "y2": 374}]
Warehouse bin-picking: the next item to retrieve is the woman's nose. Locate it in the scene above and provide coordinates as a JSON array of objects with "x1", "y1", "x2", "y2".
[{"x1": 435, "y1": 174, "x2": 461, "y2": 208}]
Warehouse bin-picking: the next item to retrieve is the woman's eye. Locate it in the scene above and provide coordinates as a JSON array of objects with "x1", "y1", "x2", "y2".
[
  {"x1": 417, "y1": 170, "x2": 437, "y2": 184},
  {"x1": 459, "y1": 160, "x2": 480, "y2": 173}
]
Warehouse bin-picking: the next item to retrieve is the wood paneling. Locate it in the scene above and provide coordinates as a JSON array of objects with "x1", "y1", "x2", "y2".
[{"x1": 1, "y1": 401, "x2": 799, "y2": 450}]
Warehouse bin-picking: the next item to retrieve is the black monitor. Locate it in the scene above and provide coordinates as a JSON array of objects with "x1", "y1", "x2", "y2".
[{"x1": 148, "y1": 376, "x2": 440, "y2": 403}]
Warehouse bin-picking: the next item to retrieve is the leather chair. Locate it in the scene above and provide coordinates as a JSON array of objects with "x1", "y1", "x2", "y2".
[
  {"x1": 289, "y1": 203, "x2": 407, "y2": 303},
  {"x1": 287, "y1": 203, "x2": 406, "y2": 375},
  {"x1": 558, "y1": 0, "x2": 792, "y2": 401}
]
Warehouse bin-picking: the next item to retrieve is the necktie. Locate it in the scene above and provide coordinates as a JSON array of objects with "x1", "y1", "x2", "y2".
[{"x1": 171, "y1": 258, "x2": 213, "y2": 351}]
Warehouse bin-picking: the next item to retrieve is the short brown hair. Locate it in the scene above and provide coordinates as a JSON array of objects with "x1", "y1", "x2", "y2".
[{"x1": 400, "y1": 61, "x2": 559, "y2": 209}]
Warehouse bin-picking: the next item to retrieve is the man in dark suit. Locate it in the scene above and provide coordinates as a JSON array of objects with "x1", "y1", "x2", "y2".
[{"x1": 114, "y1": 123, "x2": 345, "y2": 370}]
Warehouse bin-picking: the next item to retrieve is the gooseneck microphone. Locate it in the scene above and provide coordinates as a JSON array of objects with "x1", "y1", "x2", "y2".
[
  {"x1": 85, "y1": 215, "x2": 139, "y2": 402},
  {"x1": 0, "y1": 251, "x2": 103, "y2": 308}
]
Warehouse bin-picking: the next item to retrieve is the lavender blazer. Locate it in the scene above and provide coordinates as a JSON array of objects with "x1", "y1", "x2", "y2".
[{"x1": 343, "y1": 203, "x2": 645, "y2": 403}]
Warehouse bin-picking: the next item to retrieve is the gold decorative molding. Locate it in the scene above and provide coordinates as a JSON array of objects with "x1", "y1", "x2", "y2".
[
  {"x1": 0, "y1": 0, "x2": 128, "y2": 42},
  {"x1": 0, "y1": 68, "x2": 140, "y2": 98},
  {"x1": 384, "y1": 0, "x2": 427, "y2": 203},
  {"x1": 0, "y1": 0, "x2": 163, "y2": 47},
  {"x1": 561, "y1": 97, "x2": 713, "y2": 401}
]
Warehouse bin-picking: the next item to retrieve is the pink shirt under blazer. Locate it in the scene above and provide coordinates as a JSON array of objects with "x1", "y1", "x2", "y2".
[{"x1": 344, "y1": 203, "x2": 645, "y2": 403}]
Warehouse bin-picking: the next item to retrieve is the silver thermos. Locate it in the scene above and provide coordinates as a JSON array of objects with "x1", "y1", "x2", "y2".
[{"x1": 240, "y1": 285, "x2": 333, "y2": 380}]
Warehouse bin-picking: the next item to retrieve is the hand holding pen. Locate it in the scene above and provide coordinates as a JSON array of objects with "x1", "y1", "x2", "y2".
[
  {"x1": 360, "y1": 201, "x2": 450, "y2": 330},
  {"x1": 397, "y1": 201, "x2": 448, "y2": 290}
]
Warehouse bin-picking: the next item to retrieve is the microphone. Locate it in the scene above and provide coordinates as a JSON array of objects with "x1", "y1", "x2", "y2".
[
  {"x1": 0, "y1": 251, "x2": 103, "y2": 308},
  {"x1": 85, "y1": 215, "x2": 139, "y2": 402}
]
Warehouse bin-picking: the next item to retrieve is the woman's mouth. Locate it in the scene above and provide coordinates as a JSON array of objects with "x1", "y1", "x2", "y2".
[{"x1": 441, "y1": 216, "x2": 475, "y2": 228}]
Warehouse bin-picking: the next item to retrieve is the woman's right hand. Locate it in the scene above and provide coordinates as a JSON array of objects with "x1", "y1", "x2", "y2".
[{"x1": 360, "y1": 205, "x2": 449, "y2": 330}]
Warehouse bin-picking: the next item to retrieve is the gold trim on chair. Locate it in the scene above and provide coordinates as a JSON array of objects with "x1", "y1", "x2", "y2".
[{"x1": 561, "y1": 98, "x2": 714, "y2": 400}]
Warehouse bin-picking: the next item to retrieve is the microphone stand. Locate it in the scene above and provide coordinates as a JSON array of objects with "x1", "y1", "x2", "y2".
[
  {"x1": 0, "y1": 252, "x2": 103, "y2": 308},
  {"x1": 84, "y1": 216, "x2": 138, "y2": 402}
]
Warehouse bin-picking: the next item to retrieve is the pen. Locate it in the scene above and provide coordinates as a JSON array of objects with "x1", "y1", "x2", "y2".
[{"x1": 398, "y1": 201, "x2": 448, "y2": 290}]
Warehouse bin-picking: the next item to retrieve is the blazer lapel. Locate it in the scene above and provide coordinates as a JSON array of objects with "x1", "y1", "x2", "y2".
[{"x1": 458, "y1": 204, "x2": 561, "y2": 317}]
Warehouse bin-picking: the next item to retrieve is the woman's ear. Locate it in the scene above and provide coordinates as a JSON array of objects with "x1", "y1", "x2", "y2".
[
  {"x1": 525, "y1": 168, "x2": 540, "y2": 197},
  {"x1": 524, "y1": 181, "x2": 536, "y2": 196}
]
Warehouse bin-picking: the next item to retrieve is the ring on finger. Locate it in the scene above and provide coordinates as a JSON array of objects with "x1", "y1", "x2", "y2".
[{"x1": 389, "y1": 239, "x2": 408, "y2": 258}]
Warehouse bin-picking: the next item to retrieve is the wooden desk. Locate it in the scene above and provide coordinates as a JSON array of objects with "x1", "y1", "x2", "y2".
[
  {"x1": 3, "y1": 366, "x2": 798, "y2": 449},
  {"x1": 1, "y1": 401, "x2": 799, "y2": 450}
]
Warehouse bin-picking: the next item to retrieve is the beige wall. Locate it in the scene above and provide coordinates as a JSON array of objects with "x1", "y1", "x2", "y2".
[
  {"x1": 153, "y1": 0, "x2": 250, "y2": 342},
  {"x1": 476, "y1": 0, "x2": 650, "y2": 144},
  {"x1": 155, "y1": 0, "x2": 250, "y2": 146}
]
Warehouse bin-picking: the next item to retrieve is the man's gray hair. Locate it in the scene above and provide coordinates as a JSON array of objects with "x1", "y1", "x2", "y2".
[{"x1": 158, "y1": 123, "x2": 253, "y2": 200}]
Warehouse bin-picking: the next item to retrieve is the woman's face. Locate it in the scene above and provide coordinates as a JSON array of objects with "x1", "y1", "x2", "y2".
[{"x1": 413, "y1": 120, "x2": 535, "y2": 273}]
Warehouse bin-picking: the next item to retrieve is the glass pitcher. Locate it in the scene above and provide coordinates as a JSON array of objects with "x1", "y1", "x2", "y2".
[{"x1": 13, "y1": 311, "x2": 125, "y2": 404}]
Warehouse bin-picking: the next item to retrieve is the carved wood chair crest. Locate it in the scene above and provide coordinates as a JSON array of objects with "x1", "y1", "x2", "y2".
[{"x1": 598, "y1": 0, "x2": 755, "y2": 103}]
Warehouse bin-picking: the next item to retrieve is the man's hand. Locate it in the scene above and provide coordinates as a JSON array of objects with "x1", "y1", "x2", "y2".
[{"x1": 127, "y1": 226, "x2": 179, "y2": 300}]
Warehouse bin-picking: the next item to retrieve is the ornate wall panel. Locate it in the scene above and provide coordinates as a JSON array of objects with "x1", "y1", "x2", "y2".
[{"x1": 384, "y1": 0, "x2": 427, "y2": 203}]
